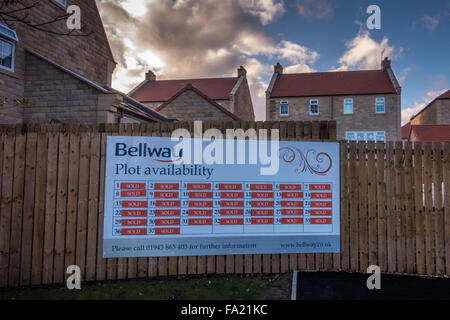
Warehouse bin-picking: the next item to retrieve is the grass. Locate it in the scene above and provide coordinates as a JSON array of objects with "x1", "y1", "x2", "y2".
[{"x1": 0, "y1": 273, "x2": 291, "y2": 300}]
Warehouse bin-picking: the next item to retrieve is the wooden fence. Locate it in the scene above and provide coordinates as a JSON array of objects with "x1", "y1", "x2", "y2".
[{"x1": 0, "y1": 121, "x2": 448, "y2": 288}]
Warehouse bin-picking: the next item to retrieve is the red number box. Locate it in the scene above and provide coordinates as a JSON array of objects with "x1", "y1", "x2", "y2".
[
  {"x1": 155, "y1": 200, "x2": 181, "y2": 207},
  {"x1": 251, "y1": 201, "x2": 274, "y2": 207},
  {"x1": 251, "y1": 217, "x2": 274, "y2": 225},
  {"x1": 310, "y1": 209, "x2": 332, "y2": 216},
  {"x1": 121, "y1": 210, "x2": 147, "y2": 217},
  {"x1": 311, "y1": 192, "x2": 332, "y2": 199},
  {"x1": 154, "y1": 183, "x2": 179, "y2": 190},
  {"x1": 221, "y1": 192, "x2": 244, "y2": 199},
  {"x1": 187, "y1": 183, "x2": 211, "y2": 190},
  {"x1": 281, "y1": 209, "x2": 303, "y2": 216},
  {"x1": 188, "y1": 209, "x2": 213, "y2": 217},
  {"x1": 310, "y1": 201, "x2": 332, "y2": 208},
  {"x1": 121, "y1": 219, "x2": 147, "y2": 227},
  {"x1": 220, "y1": 209, "x2": 244, "y2": 216},
  {"x1": 251, "y1": 192, "x2": 274, "y2": 199},
  {"x1": 121, "y1": 228, "x2": 147, "y2": 236},
  {"x1": 220, "y1": 218, "x2": 244, "y2": 225},
  {"x1": 189, "y1": 218, "x2": 213, "y2": 226},
  {"x1": 155, "y1": 219, "x2": 180, "y2": 226},
  {"x1": 250, "y1": 184, "x2": 273, "y2": 191},
  {"x1": 310, "y1": 218, "x2": 332, "y2": 224},
  {"x1": 122, "y1": 201, "x2": 148, "y2": 208},
  {"x1": 281, "y1": 201, "x2": 303, "y2": 208},
  {"x1": 189, "y1": 192, "x2": 213, "y2": 199},
  {"x1": 251, "y1": 209, "x2": 274, "y2": 216},
  {"x1": 282, "y1": 192, "x2": 304, "y2": 199},
  {"x1": 155, "y1": 209, "x2": 180, "y2": 217},
  {"x1": 219, "y1": 184, "x2": 242, "y2": 190},
  {"x1": 120, "y1": 190, "x2": 147, "y2": 198},
  {"x1": 281, "y1": 217, "x2": 304, "y2": 224},
  {"x1": 120, "y1": 183, "x2": 146, "y2": 190},
  {"x1": 280, "y1": 184, "x2": 302, "y2": 191},
  {"x1": 309, "y1": 184, "x2": 331, "y2": 191},
  {"x1": 155, "y1": 228, "x2": 180, "y2": 235}
]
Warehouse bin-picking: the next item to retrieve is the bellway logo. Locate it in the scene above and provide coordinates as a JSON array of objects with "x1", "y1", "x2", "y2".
[{"x1": 115, "y1": 143, "x2": 183, "y2": 163}]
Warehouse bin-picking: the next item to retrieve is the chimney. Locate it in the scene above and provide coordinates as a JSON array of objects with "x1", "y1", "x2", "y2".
[
  {"x1": 237, "y1": 66, "x2": 247, "y2": 77},
  {"x1": 274, "y1": 62, "x2": 283, "y2": 74},
  {"x1": 145, "y1": 70, "x2": 156, "y2": 81},
  {"x1": 381, "y1": 57, "x2": 391, "y2": 71}
]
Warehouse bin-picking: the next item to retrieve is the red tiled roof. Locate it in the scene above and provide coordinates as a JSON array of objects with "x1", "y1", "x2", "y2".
[
  {"x1": 156, "y1": 84, "x2": 241, "y2": 121},
  {"x1": 130, "y1": 77, "x2": 239, "y2": 102},
  {"x1": 270, "y1": 70, "x2": 397, "y2": 98},
  {"x1": 410, "y1": 125, "x2": 450, "y2": 142},
  {"x1": 437, "y1": 89, "x2": 450, "y2": 99},
  {"x1": 402, "y1": 122, "x2": 412, "y2": 140}
]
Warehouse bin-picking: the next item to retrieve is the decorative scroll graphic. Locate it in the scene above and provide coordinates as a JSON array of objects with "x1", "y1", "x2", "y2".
[{"x1": 279, "y1": 147, "x2": 332, "y2": 176}]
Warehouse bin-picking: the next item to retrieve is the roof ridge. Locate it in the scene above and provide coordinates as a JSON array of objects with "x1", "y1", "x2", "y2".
[{"x1": 282, "y1": 69, "x2": 382, "y2": 76}]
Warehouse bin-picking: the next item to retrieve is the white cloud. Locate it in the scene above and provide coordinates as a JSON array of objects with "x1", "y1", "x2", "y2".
[
  {"x1": 422, "y1": 15, "x2": 440, "y2": 33},
  {"x1": 334, "y1": 31, "x2": 397, "y2": 71},
  {"x1": 98, "y1": 0, "x2": 320, "y2": 121},
  {"x1": 238, "y1": 0, "x2": 286, "y2": 25}
]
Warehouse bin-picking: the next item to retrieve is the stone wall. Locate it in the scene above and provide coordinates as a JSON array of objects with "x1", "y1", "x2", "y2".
[
  {"x1": 268, "y1": 93, "x2": 401, "y2": 140},
  {"x1": 157, "y1": 90, "x2": 235, "y2": 122}
]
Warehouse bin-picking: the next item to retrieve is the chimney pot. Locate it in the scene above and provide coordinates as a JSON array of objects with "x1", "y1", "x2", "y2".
[
  {"x1": 237, "y1": 66, "x2": 247, "y2": 77},
  {"x1": 145, "y1": 70, "x2": 156, "y2": 81},
  {"x1": 381, "y1": 57, "x2": 391, "y2": 71},
  {"x1": 274, "y1": 62, "x2": 283, "y2": 74}
]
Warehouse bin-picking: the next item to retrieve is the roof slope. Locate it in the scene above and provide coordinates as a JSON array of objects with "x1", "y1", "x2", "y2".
[
  {"x1": 130, "y1": 77, "x2": 239, "y2": 102},
  {"x1": 25, "y1": 49, "x2": 172, "y2": 123},
  {"x1": 156, "y1": 84, "x2": 240, "y2": 121},
  {"x1": 410, "y1": 125, "x2": 450, "y2": 142},
  {"x1": 402, "y1": 122, "x2": 412, "y2": 140},
  {"x1": 270, "y1": 70, "x2": 397, "y2": 98},
  {"x1": 437, "y1": 90, "x2": 450, "y2": 99},
  {"x1": 410, "y1": 89, "x2": 450, "y2": 121}
]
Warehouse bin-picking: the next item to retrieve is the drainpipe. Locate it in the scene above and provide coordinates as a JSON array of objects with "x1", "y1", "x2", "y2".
[{"x1": 118, "y1": 108, "x2": 124, "y2": 124}]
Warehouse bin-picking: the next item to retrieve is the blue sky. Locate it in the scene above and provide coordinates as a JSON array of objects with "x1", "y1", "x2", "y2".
[{"x1": 98, "y1": 0, "x2": 450, "y2": 122}]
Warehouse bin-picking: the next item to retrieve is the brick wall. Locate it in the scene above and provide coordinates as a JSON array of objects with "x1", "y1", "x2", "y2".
[
  {"x1": 0, "y1": 0, "x2": 115, "y2": 111},
  {"x1": 231, "y1": 77, "x2": 255, "y2": 121},
  {"x1": 157, "y1": 90, "x2": 235, "y2": 121},
  {"x1": 22, "y1": 52, "x2": 118, "y2": 124},
  {"x1": 411, "y1": 99, "x2": 450, "y2": 125},
  {"x1": 268, "y1": 93, "x2": 401, "y2": 140}
]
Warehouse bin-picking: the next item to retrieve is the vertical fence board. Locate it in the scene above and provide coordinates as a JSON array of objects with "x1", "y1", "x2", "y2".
[
  {"x1": 358, "y1": 141, "x2": 368, "y2": 272},
  {"x1": 64, "y1": 132, "x2": 79, "y2": 283},
  {"x1": 367, "y1": 141, "x2": 377, "y2": 267},
  {"x1": 20, "y1": 132, "x2": 37, "y2": 286},
  {"x1": 42, "y1": 132, "x2": 59, "y2": 284},
  {"x1": 31, "y1": 132, "x2": 48, "y2": 285},
  {"x1": 0, "y1": 133, "x2": 15, "y2": 287},
  {"x1": 86, "y1": 131, "x2": 100, "y2": 282},
  {"x1": 376, "y1": 141, "x2": 387, "y2": 272},
  {"x1": 423, "y1": 143, "x2": 435, "y2": 275},
  {"x1": 394, "y1": 141, "x2": 406, "y2": 273},
  {"x1": 8, "y1": 132, "x2": 26, "y2": 287},
  {"x1": 53, "y1": 131, "x2": 69, "y2": 284},
  {"x1": 336, "y1": 141, "x2": 348, "y2": 270},
  {"x1": 97, "y1": 131, "x2": 107, "y2": 281},
  {"x1": 413, "y1": 142, "x2": 425, "y2": 275},
  {"x1": 386, "y1": 142, "x2": 397, "y2": 273},
  {"x1": 443, "y1": 142, "x2": 450, "y2": 276},
  {"x1": 432, "y1": 143, "x2": 445, "y2": 275},
  {"x1": 75, "y1": 132, "x2": 91, "y2": 281},
  {"x1": 404, "y1": 142, "x2": 416, "y2": 274},
  {"x1": 349, "y1": 141, "x2": 358, "y2": 271}
]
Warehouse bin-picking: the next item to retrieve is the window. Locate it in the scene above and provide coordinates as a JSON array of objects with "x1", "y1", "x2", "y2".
[
  {"x1": 376, "y1": 97, "x2": 385, "y2": 113},
  {"x1": 55, "y1": 0, "x2": 68, "y2": 7},
  {"x1": 345, "y1": 131, "x2": 386, "y2": 142},
  {"x1": 0, "y1": 38, "x2": 14, "y2": 71},
  {"x1": 280, "y1": 101, "x2": 289, "y2": 116},
  {"x1": 343, "y1": 98, "x2": 353, "y2": 114},
  {"x1": 309, "y1": 99, "x2": 319, "y2": 115},
  {"x1": 0, "y1": 24, "x2": 18, "y2": 72}
]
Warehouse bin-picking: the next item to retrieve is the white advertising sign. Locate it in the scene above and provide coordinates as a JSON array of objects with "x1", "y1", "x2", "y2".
[{"x1": 103, "y1": 136, "x2": 340, "y2": 257}]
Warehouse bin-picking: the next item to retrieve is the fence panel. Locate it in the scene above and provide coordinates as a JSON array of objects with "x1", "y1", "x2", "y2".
[{"x1": 0, "y1": 122, "x2": 448, "y2": 288}]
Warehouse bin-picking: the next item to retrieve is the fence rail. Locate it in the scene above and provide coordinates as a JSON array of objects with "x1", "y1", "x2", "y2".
[{"x1": 0, "y1": 121, "x2": 449, "y2": 288}]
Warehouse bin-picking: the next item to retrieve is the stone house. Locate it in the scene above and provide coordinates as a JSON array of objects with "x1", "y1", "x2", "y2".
[
  {"x1": 409, "y1": 90, "x2": 450, "y2": 125},
  {"x1": 401, "y1": 90, "x2": 450, "y2": 142},
  {"x1": 265, "y1": 58, "x2": 402, "y2": 141},
  {"x1": 0, "y1": 0, "x2": 171, "y2": 124},
  {"x1": 129, "y1": 66, "x2": 255, "y2": 122}
]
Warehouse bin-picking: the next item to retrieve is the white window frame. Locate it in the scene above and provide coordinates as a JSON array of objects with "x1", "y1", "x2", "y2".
[
  {"x1": 0, "y1": 37, "x2": 15, "y2": 72},
  {"x1": 309, "y1": 99, "x2": 319, "y2": 115},
  {"x1": 280, "y1": 100, "x2": 289, "y2": 116},
  {"x1": 345, "y1": 131, "x2": 386, "y2": 142},
  {"x1": 375, "y1": 97, "x2": 385, "y2": 114},
  {"x1": 343, "y1": 98, "x2": 354, "y2": 114},
  {"x1": 55, "y1": 0, "x2": 68, "y2": 7}
]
